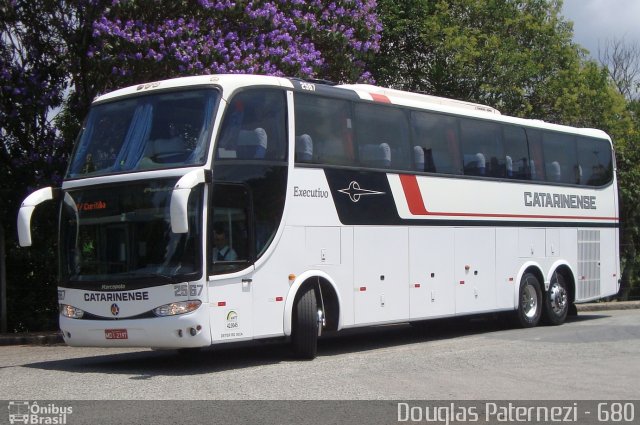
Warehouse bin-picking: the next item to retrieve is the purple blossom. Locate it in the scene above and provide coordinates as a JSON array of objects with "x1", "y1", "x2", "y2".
[{"x1": 90, "y1": 0, "x2": 381, "y2": 83}]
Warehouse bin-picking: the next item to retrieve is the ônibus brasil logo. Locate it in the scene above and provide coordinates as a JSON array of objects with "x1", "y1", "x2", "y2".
[{"x1": 8, "y1": 401, "x2": 73, "y2": 424}]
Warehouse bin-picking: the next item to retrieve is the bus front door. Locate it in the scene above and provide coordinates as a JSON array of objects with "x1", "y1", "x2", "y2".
[{"x1": 208, "y1": 183, "x2": 255, "y2": 343}]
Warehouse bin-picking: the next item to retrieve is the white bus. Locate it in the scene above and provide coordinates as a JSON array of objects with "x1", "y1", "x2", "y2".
[{"x1": 18, "y1": 74, "x2": 620, "y2": 359}]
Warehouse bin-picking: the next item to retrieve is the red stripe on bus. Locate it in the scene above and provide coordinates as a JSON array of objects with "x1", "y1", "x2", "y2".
[
  {"x1": 397, "y1": 174, "x2": 618, "y2": 222},
  {"x1": 370, "y1": 93, "x2": 391, "y2": 103},
  {"x1": 399, "y1": 174, "x2": 429, "y2": 215}
]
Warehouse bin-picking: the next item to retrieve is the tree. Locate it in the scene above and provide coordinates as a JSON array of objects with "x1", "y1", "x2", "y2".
[
  {"x1": 370, "y1": 0, "x2": 582, "y2": 118},
  {"x1": 1, "y1": 1, "x2": 72, "y2": 331},
  {"x1": 1, "y1": 0, "x2": 381, "y2": 331},
  {"x1": 56, "y1": 0, "x2": 381, "y2": 155},
  {"x1": 88, "y1": 1, "x2": 380, "y2": 87},
  {"x1": 599, "y1": 37, "x2": 640, "y2": 101}
]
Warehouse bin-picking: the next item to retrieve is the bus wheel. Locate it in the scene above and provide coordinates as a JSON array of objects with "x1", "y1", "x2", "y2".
[
  {"x1": 543, "y1": 273, "x2": 569, "y2": 325},
  {"x1": 516, "y1": 273, "x2": 542, "y2": 328},
  {"x1": 291, "y1": 286, "x2": 319, "y2": 359}
]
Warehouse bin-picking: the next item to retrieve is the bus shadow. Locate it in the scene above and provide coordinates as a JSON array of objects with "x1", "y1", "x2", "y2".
[
  {"x1": 23, "y1": 342, "x2": 293, "y2": 377},
  {"x1": 24, "y1": 312, "x2": 610, "y2": 376}
]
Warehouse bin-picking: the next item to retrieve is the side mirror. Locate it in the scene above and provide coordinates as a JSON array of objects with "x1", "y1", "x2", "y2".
[
  {"x1": 17, "y1": 187, "x2": 56, "y2": 247},
  {"x1": 170, "y1": 169, "x2": 209, "y2": 233}
]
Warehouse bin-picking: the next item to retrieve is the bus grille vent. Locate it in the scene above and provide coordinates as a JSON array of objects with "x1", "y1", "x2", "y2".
[{"x1": 577, "y1": 230, "x2": 600, "y2": 300}]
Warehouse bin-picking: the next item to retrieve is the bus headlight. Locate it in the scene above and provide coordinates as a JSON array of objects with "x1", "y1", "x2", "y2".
[
  {"x1": 153, "y1": 300, "x2": 201, "y2": 317},
  {"x1": 60, "y1": 304, "x2": 85, "y2": 319}
]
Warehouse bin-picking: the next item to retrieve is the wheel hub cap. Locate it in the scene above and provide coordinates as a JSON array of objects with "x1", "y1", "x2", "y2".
[
  {"x1": 522, "y1": 283, "x2": 538, "y2": 319},
  {"x1": 549, "y1": 282, "x2": 567, "y2": 315}
]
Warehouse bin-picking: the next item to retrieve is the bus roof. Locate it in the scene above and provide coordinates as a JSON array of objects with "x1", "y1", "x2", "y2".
[{"x1": 92, "y1": 74, "x2": 611, "y2": 142}]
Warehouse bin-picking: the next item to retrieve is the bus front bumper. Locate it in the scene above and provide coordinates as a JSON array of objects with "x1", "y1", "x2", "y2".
[{"x1": 59, "y1": 308, "x2": 212, "y2": 348}]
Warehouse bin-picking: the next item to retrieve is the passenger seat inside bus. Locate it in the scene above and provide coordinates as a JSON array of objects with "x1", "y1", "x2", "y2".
[
  {"x1": 506, "y1": 155, "x2": 513, "y2": 177},
  {"x1": 145, "y1": 134, "x2": 187, "y2": 163},
  {"x1": 413, "y1": 146, "x2": 425, "y2": 171},
  {"x1": 413, "y1": 146, "x2": 438, "y2": 172},
  {"x1": 296, "y1": 134, "x2": 313, "y2": 162},
  {"x1": 359, "y1": 143, "x2": 391, "y2": 168},
  {"x1": 547, "y1": 161, "x2": 561, "y2": 182},
  {"x1": 463, "y1": 152, "x2": 486, "y2": 176},
  {"x1": 530, "y1": 160, "x2": 537, "y2": 179},
  {"x1": 237, "y1": 128, "x2": 267, "y2": 159}
]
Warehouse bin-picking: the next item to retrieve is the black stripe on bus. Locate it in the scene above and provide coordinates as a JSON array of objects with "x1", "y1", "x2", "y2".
[{"x1": 322, "y1": 168, "x2": 618, "y2": 228}]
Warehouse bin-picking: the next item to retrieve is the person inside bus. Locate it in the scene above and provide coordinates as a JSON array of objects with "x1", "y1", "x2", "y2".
[{"x1": 212, "y1": 224, "x2": 238, "y2": 262}]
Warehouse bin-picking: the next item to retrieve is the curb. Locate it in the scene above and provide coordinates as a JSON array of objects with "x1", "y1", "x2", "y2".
[
  {"x1": 0, "y1": 332, "x2": 64, "y2": 347},
  {"x1": 575, "y1": 300, "x2": 640, "y2": 312},
  {"x1": 1, "y1": 302, "x2": 638, "y2": 346}
]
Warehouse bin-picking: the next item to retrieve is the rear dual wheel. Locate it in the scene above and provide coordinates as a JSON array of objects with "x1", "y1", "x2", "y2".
[{"x1": 543, "y1": 273, "x2": 569, "y2": 325}]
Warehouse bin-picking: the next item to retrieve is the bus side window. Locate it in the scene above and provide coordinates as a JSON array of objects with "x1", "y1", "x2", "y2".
[
  {"x1": 525, "y1": 129, "x2": 545, "y2": 181},
  {"x1": 460, "y1": 118, "x2": 504, "y2": 178},
  {"x1": 411, "y1": 111, "x2": 461, "y2": 175},
  {"x1": 216, "y1": 89, "x2": 287, "y2": 161},
  {"x1": 209, "y1": 183, "x2": 253, "y2": 275},
  {"x1": 577, "y1": 136, "x2": 613, "y2": 186},
  {"x1": 294, "y1": 93, "x2": 353, "y2": 166},
  {"x1": 542, "y1": 131, "x2": 578, "y2": 184},
  {"x1": 354, "y1": 103, "x2": 410, "y2": 170},
  {"x1": 503, "y1": 126, "x2": 530, "y2": 179}
]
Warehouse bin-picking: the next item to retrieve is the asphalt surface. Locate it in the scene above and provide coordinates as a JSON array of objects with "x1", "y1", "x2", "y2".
[
  {"x1": 1, "y1": 309, "x2": 639, "y2": 400},
  {"x1": 1, "y1": 308, "x2": 639, "y2": 424}
]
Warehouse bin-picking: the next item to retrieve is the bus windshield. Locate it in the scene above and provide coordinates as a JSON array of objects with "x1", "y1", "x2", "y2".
[
  {"x1": 60, "y1": 178, "x2": 202, "y2": 285},
  {"x1": 66, "y1": 88, "x2": 218, "y2": 178}
]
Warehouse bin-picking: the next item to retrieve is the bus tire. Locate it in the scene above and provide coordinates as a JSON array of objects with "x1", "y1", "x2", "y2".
[
  {"x1": 291, "y1": 286, "x2": 319, "y2": 360},
  {"x1": 516, "y1": 272, "x2": 542, "y2": 328},
  {"x1": 543, "y1": 272, "x2": 569, "y2": 325}
]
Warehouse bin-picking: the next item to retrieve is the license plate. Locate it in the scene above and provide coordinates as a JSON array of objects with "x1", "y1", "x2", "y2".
[{"x1": 105, "y1": 329, "x2": 128, "y2": 339}]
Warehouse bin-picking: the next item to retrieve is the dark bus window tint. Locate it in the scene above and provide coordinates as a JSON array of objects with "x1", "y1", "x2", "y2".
[
  {"x1": 525, "y1": 129, "x2": 545, "y2": 181},
  {"x1": 209, "y1": 183, "x2": 252, "y2": 275},
  {"x1": 577, "y1": 137, "x2": 613, "y2": 186},
  {"x1": 294, "y1": 93, "x2": 354, "y2": 166},
  {"x1": 216, "y1": 89, "x2": 287, "y2": 161},
  {"x1": 354, "y1": 103, "x2": 410, "y2": 170},
  {"x1": 460, "y1": 119, "x2": 504, "y2": 177},
  {"x1": 542, "y1": 132, "x2": 579, "y2": 184},
  {"x1": 503, "y1": 126, "x2": 530, "y2": 179},
  {"x1": 411, "y1": 111, "x2": 462, "y2": 174}
]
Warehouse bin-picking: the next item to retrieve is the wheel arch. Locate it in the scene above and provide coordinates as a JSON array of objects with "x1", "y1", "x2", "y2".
[{"x1": 283, "y1": 270, "x2": 342, "y2": 336}]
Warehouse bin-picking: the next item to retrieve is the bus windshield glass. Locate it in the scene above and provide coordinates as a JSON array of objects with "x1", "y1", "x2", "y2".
[
  {"x1": 60, "y1": 178, "x2": 202, "y2": 285},
  {"x1": 66, "y1": 88, "x2": 218, "y2": 178}
]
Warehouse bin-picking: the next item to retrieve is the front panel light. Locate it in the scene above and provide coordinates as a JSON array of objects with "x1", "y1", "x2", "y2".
[
  {"x1": 153, "y1": 300, "x2": 202, "y2": 317},
  {"x1": 60, "y1": 304, "x2": 85, "y2": 319}
]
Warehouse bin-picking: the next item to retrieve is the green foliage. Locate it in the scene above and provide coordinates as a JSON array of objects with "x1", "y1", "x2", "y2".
[{"x1": 372, "y1": 0, "x2": 580, "y2": 117}]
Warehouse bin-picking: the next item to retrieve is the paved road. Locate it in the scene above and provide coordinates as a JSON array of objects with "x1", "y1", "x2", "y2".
[{"x1": 1, "y1": 309, "x2": 639, "y2": 400}]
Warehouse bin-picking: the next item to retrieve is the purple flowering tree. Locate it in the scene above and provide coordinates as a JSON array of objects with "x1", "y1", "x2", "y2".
[
  {"x1": 90, "y1": 0, "x2": 381, "y2": 90},
  {"x1": 1, "y1": 1, "x2": 73, "y2": 332},
  {"x1": 1, "y1": 0, "x2": 381, "y2": 331}
]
